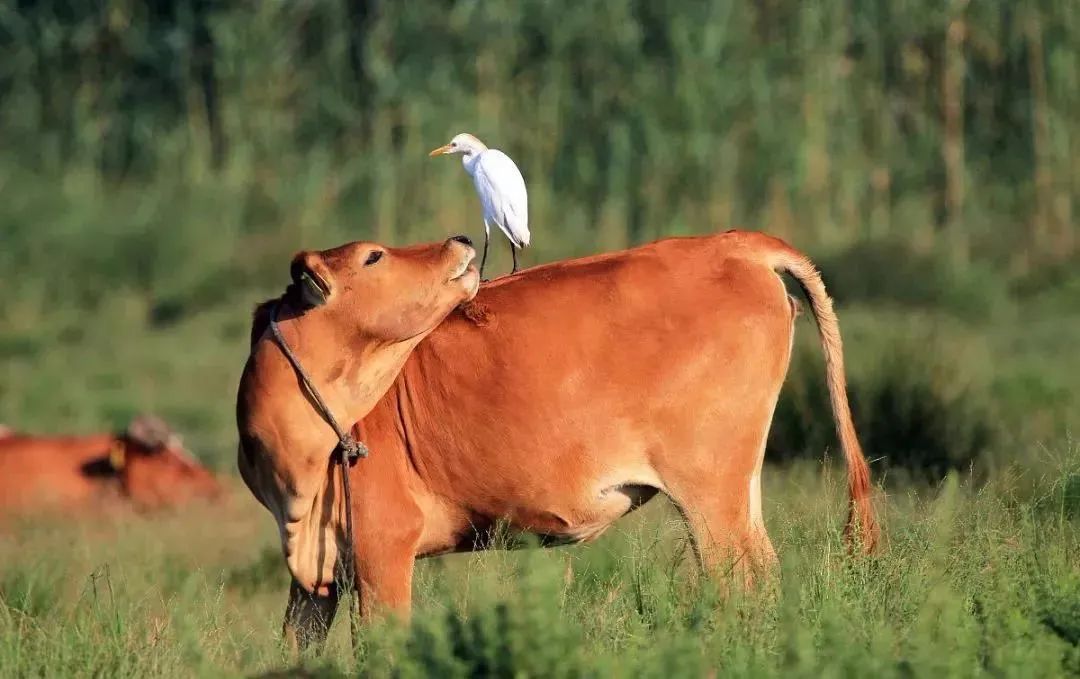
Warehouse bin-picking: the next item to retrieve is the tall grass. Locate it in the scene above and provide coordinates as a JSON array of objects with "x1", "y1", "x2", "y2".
[{"x1": 3, "y1": 448, "x2": 1080, "y2": 676}]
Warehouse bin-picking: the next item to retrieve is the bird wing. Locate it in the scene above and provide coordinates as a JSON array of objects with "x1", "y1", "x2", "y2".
[{"x1": 472, "y1": 150, "x2": 530, "y2": 248}]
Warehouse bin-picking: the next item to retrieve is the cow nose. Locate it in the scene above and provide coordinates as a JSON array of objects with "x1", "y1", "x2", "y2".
[{"x1": 449, "y1": 235, "x2": 473, "y2": 248}]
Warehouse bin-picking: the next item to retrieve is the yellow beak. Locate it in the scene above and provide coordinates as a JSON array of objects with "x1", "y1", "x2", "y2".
[{"x1": 429, "y1": 144, "x2": 452, "y2": 157}]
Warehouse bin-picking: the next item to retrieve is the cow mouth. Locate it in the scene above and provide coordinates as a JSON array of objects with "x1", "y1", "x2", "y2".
[
  {"x1": 302, "y1": 267, "x2": 331, "y2": 298},
  {"x1": 290, "y1": 259, "x2": 331, "y2": 305},
  {"x1": 446, "y1": 253, "x2": 477, "y2": 283}
]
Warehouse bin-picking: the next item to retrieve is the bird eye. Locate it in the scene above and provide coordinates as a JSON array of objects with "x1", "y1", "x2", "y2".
[{"x1": 364, "y1": 250, "x2": 384, "y2": 266}]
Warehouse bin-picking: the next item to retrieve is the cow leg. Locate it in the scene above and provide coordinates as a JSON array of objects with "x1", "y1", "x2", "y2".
[
  {"x1": 668, "y1": 486, "x2": 759, "y2": 589},
  {"x1": 659, "y1": 431, "x2": 777, "y2": 590},
  {"x1": 283, "y1": 579, "x2": 339, "y2": 653},
  {"x1": 356, "y1": 547, "x2": 417, "y2": 621},
  {"x1": 353, "y1": 496, "x2": 424, "y2": 622}
]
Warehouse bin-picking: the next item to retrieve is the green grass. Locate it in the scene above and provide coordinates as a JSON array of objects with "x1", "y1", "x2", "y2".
[{"x1": 3, "y1": 450, "x2": 1080, "y2": 677}]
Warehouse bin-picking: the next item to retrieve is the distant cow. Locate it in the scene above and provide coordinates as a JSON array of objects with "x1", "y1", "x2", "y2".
[{"x1": 0, "y1": 415, "x2": 222, "y2": 517}]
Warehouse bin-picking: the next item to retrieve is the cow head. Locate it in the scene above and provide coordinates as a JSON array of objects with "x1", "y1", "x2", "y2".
[
  {"x1": 111, "y1": 414, "x2": 222, "y2": 510},
  {"x1": 238, "y1": 236, "x2": 478, "y2": 595},
  {"x1": 285, "y1": 234, "x2": 479, "y2": 341}
]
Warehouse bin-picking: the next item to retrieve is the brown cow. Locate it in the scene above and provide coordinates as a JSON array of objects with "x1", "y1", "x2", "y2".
[
  {"x1": 236, "y1": 236, "x2": 481, "y2": 607},
  {"x1": 239, "y1": 230, "x2": 878, "y2": 649},
  {"x1": 0, "y1": 414, "x2": 221, "y2": 518}
]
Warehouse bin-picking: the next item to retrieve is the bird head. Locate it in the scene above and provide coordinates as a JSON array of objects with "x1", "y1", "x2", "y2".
[{"x1": 429, "y1": 133, "x2": 488, "y2": 158}]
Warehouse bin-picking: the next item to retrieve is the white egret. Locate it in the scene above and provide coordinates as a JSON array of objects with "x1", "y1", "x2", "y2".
[{"x1": 429, "y1": 133, "x2": 529, "y2": 278}]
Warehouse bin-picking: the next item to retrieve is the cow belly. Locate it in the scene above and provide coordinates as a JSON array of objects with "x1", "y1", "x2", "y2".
[
  {"x1": 526, "y1": 482, "x2": 661, "y2": 545},
  {"x1": 449, "y1": 468, "x2": 664, "y2": 552}
]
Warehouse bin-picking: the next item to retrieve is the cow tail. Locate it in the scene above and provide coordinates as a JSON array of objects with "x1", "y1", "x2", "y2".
[{"x1": 769, "y1": 244, "x2": 879, "y2": 554}]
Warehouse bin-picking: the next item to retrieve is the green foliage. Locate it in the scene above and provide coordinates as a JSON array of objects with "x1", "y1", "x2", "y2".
[
  {"x1": 1034, "y1": 452, "x2": 1080, "y2": 522},
  {"x1": 1009, "y1": 254, "x2": 1080, "y2": 316},
  {"x1": 815, "y1": 238, "x2": 1012, "y2": 321},
  {"x1": 0, "y1": 0, "x2": 1077, "y2": 263},
  {"x1": 770, "y1": 329, "x2": 997, "y2": 480},
  {"x1": 394, "y1": 560, "x2": 592, "y2": 677},
  {"x1": 0, "y1": 563, "x2": 61, "y2": 619},
  {"x1": 1041, "y1": 576, "x2": 1080, "y2": 649},
  {"x1": 226, "y1": 546, "x2": 291, "y2": 597}
]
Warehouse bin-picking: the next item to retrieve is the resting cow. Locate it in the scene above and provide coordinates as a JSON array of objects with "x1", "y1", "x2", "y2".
[
  {"x1": 240, "y1": 230, "x2": 878, "y2": 649},
  {"x1": 0, "y1": 414, "x2": 221, "y2": 518}
]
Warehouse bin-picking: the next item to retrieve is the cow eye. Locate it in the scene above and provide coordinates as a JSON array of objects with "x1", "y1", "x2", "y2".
[{"x1": 364, "y1": 251, "x2": 384, "y2": 266}]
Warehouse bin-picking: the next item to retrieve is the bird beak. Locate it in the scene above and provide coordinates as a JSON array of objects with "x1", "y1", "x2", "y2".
[{"x1": 429, "y1": 144, "x2": 452, "y2": 157}]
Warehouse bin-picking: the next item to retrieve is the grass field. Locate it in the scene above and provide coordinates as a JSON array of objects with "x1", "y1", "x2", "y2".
[{"x1": 3, "y1": 450, "x2": 1080, "y2": 677}]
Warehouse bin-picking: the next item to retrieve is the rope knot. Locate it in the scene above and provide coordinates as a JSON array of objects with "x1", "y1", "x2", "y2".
[{"x1": 340, "y1": 437, "x2": 369, "y2": 462}]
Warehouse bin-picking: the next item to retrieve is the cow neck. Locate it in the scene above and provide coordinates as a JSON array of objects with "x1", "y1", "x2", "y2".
[
  {"x1": 267, "y1": 298, "x2": 365, "y2": 648},
  {"x1": 268, "y1": 300, "x2": 368, "y2": 461},
  {"x1": 390, "y1": 365, "x2": 420, "y2": 477}
]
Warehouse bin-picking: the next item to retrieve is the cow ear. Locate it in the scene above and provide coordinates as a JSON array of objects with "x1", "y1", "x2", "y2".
[{"x1": 290, "y1": 252, "x2": 333, "y2": 308}]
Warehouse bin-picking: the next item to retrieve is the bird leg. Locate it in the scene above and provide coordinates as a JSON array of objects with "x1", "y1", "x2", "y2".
[
  {"x1": 510, "y1": 241, "x2": 519, "y2": 274},
  {"x1": 480, "y1": 227, "x2": 490, "y2": 281}
]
